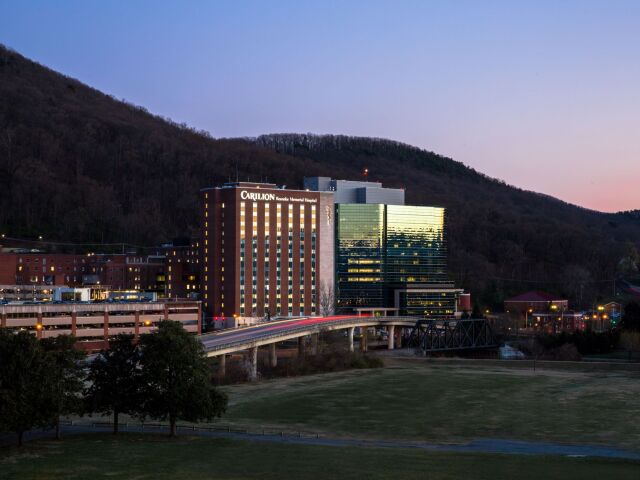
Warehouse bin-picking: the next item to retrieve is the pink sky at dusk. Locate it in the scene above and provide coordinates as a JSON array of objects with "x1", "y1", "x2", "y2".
[{"x1": 2, "y1": 1, "x2": 639, "y2": 212}]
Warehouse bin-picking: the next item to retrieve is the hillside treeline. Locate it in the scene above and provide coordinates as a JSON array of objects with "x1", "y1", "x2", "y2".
[{"x1": 1, "y1": 45, "x2": 639, "y2": 307}]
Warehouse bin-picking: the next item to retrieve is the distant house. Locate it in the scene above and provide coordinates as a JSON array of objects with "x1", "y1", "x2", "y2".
[
  {"x1": 603, "y1": 301, "x2": 623, "y2": 326},
  {"x1": 504, "y1": 291, "x2": 569, "y2": 318}
]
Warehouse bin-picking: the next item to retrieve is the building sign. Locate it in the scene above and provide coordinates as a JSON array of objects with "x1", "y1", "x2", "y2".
[
  {"x1": 240, "y1": 190, "x2": 317, "y2": 203},
  {"x1": 240, "y1": 190, "x2": 276, "y2": 201}
]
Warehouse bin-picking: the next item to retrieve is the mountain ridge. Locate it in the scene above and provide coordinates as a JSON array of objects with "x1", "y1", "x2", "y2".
[{"x1": 1, "y1": 44, "x2": 638, "y2": 307}]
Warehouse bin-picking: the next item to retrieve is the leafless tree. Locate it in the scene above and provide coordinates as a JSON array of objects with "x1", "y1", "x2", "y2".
[{"x1": 319, "y1": 280, "x2": 335, "y2": 317}]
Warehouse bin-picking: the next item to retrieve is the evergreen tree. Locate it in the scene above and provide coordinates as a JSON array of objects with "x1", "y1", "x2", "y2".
[
  {"x1": 138, "y1": 321, "x2": 227, "y2": 436},
  {"x1": 41, "y1": 335, "x2": 86, "y2": 440},
  {"x1": 0, "y1": 330, "x2": 55, "y2": 446},
  {"x1": 622, "y1": 301, "x2": 640, "y2": 331},
  {"x1": 85, "y1": 334, "x2": 141, "y2": 434}
]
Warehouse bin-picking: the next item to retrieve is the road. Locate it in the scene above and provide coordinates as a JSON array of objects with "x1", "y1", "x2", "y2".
[
  {"x1": 199, "y1": 315, "x2": 388, "y2": 356},
  {"x1": 201, "y1": 316, "x2": 339, "y2": 350}
]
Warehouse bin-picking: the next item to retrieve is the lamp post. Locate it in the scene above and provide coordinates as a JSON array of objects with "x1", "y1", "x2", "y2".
[{"x1": 550, "y1": 304, "x2": 558, "y2": 334}]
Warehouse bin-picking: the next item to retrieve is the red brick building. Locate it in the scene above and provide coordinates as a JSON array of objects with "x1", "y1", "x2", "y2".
[
  {"x1": 88, "y1": 254, "x2": 166, "y2": 292},
  {"x1": 0, "y1": 252, "x2": 90, "y2": 286},
  {"x1": 0, "y1": 251, "x2": 168, "y2": 295},
  {"x1": 504, "y1": 291, "x2": 569, "y2": 314},
  {"x1": 163, "y1": 240, "x2": 200, "y2": 299},
  {"x1": 200, "y1": 182, "x2": 334, "y2": 321}
]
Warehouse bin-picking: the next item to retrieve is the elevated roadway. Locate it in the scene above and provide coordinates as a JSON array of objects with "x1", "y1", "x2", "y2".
[
  {"x1": 200, "y1": 315, "x2": 497, "y2": 380},
  {"x1": 200, "y1": 315, "x2": 416, "y2": 357}
]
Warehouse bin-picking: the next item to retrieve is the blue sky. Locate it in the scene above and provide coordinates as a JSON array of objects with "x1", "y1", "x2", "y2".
[{"x1": 2, "y1": 0, "x2": 639, "y2": 211}]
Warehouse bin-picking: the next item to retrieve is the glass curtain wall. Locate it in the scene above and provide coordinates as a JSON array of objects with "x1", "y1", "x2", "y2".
[
  {"x1": 335, "y1": 204, "x2": 385, "y2": 310},
  {"x1": 336, "y1": 204, "x2": 450, "y2": 316}
]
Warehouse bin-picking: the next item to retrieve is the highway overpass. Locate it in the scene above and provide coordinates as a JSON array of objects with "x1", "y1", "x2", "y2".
[{"x1": 200, "y1": 315, "x2": 497, "y2": 380}]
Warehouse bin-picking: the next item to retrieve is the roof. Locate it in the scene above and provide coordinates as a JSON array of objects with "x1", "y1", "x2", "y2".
[{"x1": 505, "y1": 291, "x2": 566, "y2": 303}]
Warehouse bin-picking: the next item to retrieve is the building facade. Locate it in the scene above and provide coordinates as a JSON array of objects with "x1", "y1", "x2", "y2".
[
  {"x1": 306, "y1": 177, "x2": 462, "y2": 318},
  {"x1": 0, "y1": 248, "x2": 198, "y2": 300},
  {"x1": 504, "y1": 291, "x2": 569, "y2": 321},
  {"x1": 335, "y1": 203, "x2": 459, "y2": 316},
  {"x1": 162, "y1": 239, "x2": 200, "y2": 299},
  {"x1": 200, "y1": 182, "x2": 334, "y2": 322},
  {"x1": 0, "y1": 252, "x2": 91, "y2": 287},
  {"x1": 0, "y1": 300, "x2": 201, "y2": 351}
]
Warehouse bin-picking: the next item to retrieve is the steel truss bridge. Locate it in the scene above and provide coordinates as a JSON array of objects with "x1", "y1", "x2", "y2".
[{"x1": 404, "y1": 318, "x2": 498, "y2": 353}]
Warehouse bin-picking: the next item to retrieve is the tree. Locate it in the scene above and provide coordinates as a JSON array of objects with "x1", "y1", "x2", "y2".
[
  {"x1": 85, "y1": 334, "x2": 141, "y2": 434},
  {"x1": 621, "y1": 301, "x2": 640, "y2": 331},
  {"x1": 41, "y1": 335, "x2": 86, "y2": 440},
  {"x1": 471, "y1": 303, "x2": 483, "y2": 319},
  {"x1": 563, "y1": 265, "x2": 592, "y2": 307},
  {"x1": 319, "y1": 280, "x2": 335, "y2": 317},
  {"x1": 619, "y1": 331, "x2": 640, "y2": 361},
  {"x1": 138, "y1": 321, "x2": 227, "y2": 436},
  {"x1": 617, "y1": 242, "x2": 640, "y2": 276},
  {"x1": 0, "y1": 330, "x2": 55, "y2": 446}
]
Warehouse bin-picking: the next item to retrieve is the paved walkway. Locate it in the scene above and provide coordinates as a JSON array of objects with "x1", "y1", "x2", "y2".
[{"x1": 3, "y1": 423, "x2": 640, "y2": 461}]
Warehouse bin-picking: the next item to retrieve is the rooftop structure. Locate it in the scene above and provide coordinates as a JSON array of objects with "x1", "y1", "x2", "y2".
[
  {"x1": 505, "y1": 291, "x2": 567, "y2": 303},
  {"x1": 303, "y1": 177, "x2": 405, "y2": 205}
]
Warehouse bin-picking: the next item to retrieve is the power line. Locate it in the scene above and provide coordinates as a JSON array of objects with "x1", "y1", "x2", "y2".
[{"x1": 0, "y1": 235, "x2": 158, "y2": 250}]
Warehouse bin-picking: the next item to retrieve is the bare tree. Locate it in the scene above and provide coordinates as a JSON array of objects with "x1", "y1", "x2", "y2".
[
  {"x1": 319, "y1": 280, "x2": 335, "y2": 317},
  {"x1": 620, "y1": 331, "x2": 640, "y2": 361}
]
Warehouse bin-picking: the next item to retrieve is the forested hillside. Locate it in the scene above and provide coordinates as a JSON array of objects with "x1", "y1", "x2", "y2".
[{"x1": 1, "y1": 45, "x2": 638, "y2": 307}]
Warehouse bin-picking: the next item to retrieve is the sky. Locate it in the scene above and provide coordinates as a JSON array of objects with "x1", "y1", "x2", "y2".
[{"x1": 1, "y1": 0, "x2": 639, "y2": 212}]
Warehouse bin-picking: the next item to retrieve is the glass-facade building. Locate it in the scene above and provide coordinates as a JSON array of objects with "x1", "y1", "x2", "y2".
[{"x1": 336, "y1": 204, "x2": 457, "y2": 317}]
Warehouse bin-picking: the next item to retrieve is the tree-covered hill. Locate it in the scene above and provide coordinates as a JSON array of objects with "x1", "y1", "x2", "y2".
[{"x1": 0, "y1": 45, "x2": 638, "y2": 307}]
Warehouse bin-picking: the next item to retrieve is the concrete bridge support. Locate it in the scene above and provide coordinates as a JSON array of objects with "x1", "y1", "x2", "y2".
[
  {"x1": 248, "y1": 347, "x2": 258, "y2": 381},
  {"x1": 387, "y1": 325, "x2": 395, "y2": 350},
  {"x1": 311, "y1": 333, "x2": 319, "y2": 355},
  {"x1": 360, "y1": 328, "x2": 368, "y2": 352},
  {"x1": 218, "y1": 354, "x2": 226, "y2": 378},
  {"x1": 348, "y1": 327, "x2": 355, "y2": 352},
  {"x1": 269, "y1": 343, "x2": 277, "y2": 367},
  {"x1": 297, "y1": 337, "x2": 305, "y2": 356}
]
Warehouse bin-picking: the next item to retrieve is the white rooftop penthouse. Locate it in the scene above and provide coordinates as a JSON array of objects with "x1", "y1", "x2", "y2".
[{"x1": 303, "y1": 177, "x2": 405, "y2": 205}]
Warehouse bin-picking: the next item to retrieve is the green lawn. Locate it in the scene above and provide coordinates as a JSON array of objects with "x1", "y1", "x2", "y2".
[
  {"x1": 1, "y1": 434, "x2": 638, "y2": 480},
  {"x1": 220, "y1": 362, "x2": 640, "y2": 448}
]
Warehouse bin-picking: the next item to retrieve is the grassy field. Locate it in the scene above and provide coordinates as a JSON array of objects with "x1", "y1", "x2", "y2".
[
  {"x1": 1, "y1": 434, "x2": 639, "y2": 480},
  {"x1": 220, "y1": 361, "x2": 640, "y2": 448}
]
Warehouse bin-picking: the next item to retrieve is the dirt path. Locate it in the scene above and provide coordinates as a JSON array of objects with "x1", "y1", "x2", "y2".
[{"x1": 3, "y1": 423, "x2": 639, "y2": 461}]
